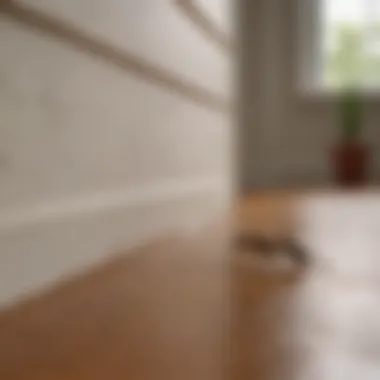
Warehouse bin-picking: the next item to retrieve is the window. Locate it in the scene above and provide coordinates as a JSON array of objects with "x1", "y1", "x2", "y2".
[{"x1": 302, "y1": 0, "x2": 380, "y2": 92}]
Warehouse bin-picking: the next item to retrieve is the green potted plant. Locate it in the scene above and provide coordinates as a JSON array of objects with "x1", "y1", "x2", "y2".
[{"x1": 332, "y1": 90, "x2": 369, "y2": 186}]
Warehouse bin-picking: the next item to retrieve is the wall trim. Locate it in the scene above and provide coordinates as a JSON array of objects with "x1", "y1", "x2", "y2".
[
  {"x1": 0, "y1": 177, "x2": 228, "y2": 309},
  {"x1": 174, "y1": 0, "x2": 233, "y2": 53},
  {"x1": 0, "y1": 0, "x2": 229, "y2": 112},
  {"x1": 0, "y1": 178, "x2": 226, "y2": 235}
]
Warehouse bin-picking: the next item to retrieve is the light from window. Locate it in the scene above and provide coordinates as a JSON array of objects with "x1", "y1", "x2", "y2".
[{"x1": 321, "y1": 0, "x2": 380, "y2": 90}]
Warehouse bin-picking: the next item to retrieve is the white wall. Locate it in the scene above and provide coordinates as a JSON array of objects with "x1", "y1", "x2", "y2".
[
  {"x1": 0, "y1": 0, "x2": 231, "y2": 308},
  {"x1": 240, "y1": 0, "x2": 380, "y2": 190},
  {"x1": 194, "y1": 0, "x2": 232, "y2": 36}
]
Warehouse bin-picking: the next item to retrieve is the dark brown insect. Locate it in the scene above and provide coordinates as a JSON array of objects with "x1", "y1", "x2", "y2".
[{"x1": 236, "y1": 232, "x2": 309, "y2": 265}]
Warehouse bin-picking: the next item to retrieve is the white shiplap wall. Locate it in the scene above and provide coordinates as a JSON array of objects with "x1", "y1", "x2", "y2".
[{"x1": 0, "y1": 0, "x2": 232, "y2": 308}]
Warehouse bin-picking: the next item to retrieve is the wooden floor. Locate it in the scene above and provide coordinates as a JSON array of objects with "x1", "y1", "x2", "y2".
[{"x1": 1, "y1": 191, "x2": 380, "y2": 379}]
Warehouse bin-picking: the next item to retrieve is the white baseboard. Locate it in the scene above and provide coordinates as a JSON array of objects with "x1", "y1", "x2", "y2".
[{"x1": 0, "y1": 178, "x2": 229, "y2": 310}]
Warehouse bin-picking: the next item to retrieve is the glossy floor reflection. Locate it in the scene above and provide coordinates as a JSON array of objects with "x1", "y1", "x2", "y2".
[
  {"x1": 1, "y1": 192, "x2": 380, "y2": 379},
  {"x1": 235, "y1": 192, "x2": 380, "y2": 380}
]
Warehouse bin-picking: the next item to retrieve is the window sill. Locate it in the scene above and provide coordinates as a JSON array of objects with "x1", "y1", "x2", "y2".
[{"x1": 297, "y1": 87, "x2": 380, "y2": 102}]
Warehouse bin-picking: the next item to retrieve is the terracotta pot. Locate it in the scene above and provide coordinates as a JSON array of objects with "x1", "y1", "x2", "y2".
[{"x1": 332, "y1": 142, "x2": 369, "y2": 186}]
